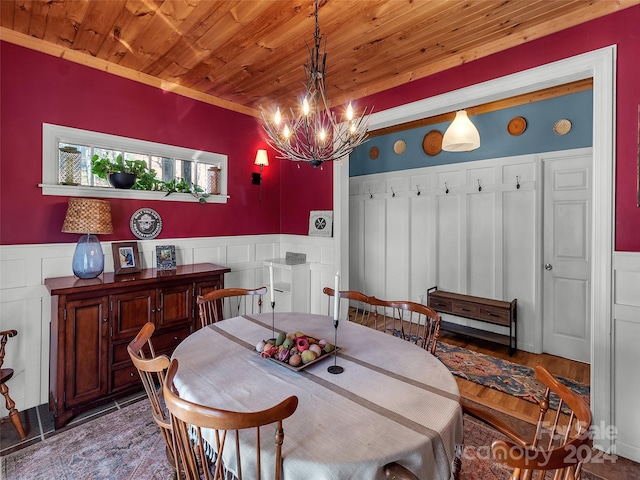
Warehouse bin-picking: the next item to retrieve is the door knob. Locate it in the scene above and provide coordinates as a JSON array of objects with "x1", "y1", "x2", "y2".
[{"x1": 545, "y1": 263, "x2": 553, "y2": 271}]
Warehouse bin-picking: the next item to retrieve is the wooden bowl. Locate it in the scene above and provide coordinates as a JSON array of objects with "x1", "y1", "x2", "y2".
[
  {"x1": 507, "y1": 116, "x2": 527, "y2": 136},
  {"x1": 423, "y1": 130, "x2": 443, "y2": 156}
]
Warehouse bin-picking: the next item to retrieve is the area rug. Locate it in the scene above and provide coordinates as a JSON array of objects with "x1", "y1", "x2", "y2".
[
  {"x1": 436, "y1": 342, "x2": 590, "y2": 411},
  {"x1": 0, "y1": 399, "x2": 606, "y2": 480},
  {"x1": 0, "y1": 399, "x2": 172, "y2": 480}
]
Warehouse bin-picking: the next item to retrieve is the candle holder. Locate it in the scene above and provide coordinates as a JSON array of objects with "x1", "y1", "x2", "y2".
[
  {"x1": 271, "y1": 301, "x2": 276, "y2": 338},
  {"x1": 328, "y1": 318, "x2": 343, "y2": 374}
]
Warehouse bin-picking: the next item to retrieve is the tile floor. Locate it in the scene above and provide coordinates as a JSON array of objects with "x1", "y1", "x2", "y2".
[{"x1": 0, "y1": 390, "x2": 146, "y2": 457}]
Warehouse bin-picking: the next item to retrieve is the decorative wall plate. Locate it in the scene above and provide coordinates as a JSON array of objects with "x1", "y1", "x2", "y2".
[
  {"x1": 130, "y1": 208, "x2": 163, "y2": 239},
  {"x1": 423, "y1": 130, "x2": 443, "y2": 156},
  {"x1": 553, "y1": 119, "x2": 572, "y2": 135},
  {"x1": 369, "y1": 146, "x2": 379, "y2": 160},
  {"x1": 507, "y1": 116, "x2": 527, "y2": 136},
  {"x1": 393, "y1": 140, "x2": 406, "y2": 155}
]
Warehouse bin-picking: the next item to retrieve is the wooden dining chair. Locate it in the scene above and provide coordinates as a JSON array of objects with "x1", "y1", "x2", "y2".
[
  {"x1": 127, "y1": 323, "x2": 175, "y2": 473},
  {"x1": 322, "y1": 287, "x2": 373, "y2": 325},
  {"x1": 197, "y1": 286, "x2": 268, "y2": 328},
  {"x1": 368, "y1": 298, "x2": 442, "y2": 354},
  {"x1": 464, "y1": 365, "x2": 592, "y2": 480},
  {"x1": 163, "y1": 359, "x2": 299, "y2": 480},
  {"x1": 0, "y1": 329, "x2": 26, "y2": 439}
]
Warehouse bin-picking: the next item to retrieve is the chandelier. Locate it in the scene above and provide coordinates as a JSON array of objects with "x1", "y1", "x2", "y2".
[{"x1": 260, "y1": 0, "x2": 372, "y2": 168}]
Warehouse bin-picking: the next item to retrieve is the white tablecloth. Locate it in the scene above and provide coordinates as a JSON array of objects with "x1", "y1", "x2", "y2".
[{"x1": 172, "y1": 312, "x2": 463, "y2": 480}]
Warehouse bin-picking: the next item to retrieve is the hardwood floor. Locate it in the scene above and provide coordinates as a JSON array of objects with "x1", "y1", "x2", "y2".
[
  {"x1": 350, "y1": 306, "x2": 590, "y2": 423},
  {"x1": 437, "y1": 329, "x2": 590, "y2": 424}
]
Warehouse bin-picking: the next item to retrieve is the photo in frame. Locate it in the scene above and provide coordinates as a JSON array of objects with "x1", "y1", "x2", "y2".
[
  {"x1": 156, "y1": 245, "x2": 177, "y2": 270},
  {"x1": 111, "y1": 242, "x2": 141, "y2": 275}
]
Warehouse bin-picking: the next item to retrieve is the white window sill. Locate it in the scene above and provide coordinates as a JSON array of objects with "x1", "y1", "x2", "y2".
[{"x1": 39, "y1": 184, "x2": 230, "y2": 203}]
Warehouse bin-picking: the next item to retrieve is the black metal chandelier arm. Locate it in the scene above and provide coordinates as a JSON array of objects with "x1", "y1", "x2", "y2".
[{"x1": 259, "y1": 0, "x2": 372, "y2": 166}]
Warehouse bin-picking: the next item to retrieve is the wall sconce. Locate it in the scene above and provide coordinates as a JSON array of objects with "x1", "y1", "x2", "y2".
[
  {"x1": 442, "y1": 110, "x2": 480, "y2": 152},
  {"x1": 252, "y1": 149, "x2": 269, "y2": 200}
]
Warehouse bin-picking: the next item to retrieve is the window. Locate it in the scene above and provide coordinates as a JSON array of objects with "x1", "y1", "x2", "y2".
[{"x1": 41, "y1": 124, "x2": 229, "y2": 203}]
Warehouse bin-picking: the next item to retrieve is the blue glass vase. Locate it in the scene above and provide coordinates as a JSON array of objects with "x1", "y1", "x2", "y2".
[{"x1": 72, "y1": 234, "x2": 105, "y2": 279}]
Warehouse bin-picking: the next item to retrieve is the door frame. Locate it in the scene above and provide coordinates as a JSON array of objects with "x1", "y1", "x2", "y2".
[{"x1": 334, "y1": 45, "x2": 615, "y2": 451}]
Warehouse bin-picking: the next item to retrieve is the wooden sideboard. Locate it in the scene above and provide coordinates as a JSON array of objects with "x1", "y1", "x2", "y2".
[
  {"x1": 45, "y1": 262, "x2": 230, "y2": 429},
  {"x1": 427, "y1": 286, "x2": 517, "y2": 355}
]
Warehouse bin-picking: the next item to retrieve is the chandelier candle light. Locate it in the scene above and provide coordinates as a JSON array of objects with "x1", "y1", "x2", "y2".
[{"x1": 261, "y1": 0, "x2": 372, "y2": 167}]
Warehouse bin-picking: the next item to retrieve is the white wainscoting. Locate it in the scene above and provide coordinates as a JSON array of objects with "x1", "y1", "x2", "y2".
[
  {"x1": 0, "y1": 234, "x2": 334, "y2": 414},
  {"x1": 612, "y1": 251, "x2": 640, "y2": 462},
  {"x1": 350, "y1": 154, "x2": 539, "y2": 352}
]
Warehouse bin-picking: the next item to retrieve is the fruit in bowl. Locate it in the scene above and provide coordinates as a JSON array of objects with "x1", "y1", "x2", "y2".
[{"x1": 257, "y1": 331, "x2": 334, "y2": 368}]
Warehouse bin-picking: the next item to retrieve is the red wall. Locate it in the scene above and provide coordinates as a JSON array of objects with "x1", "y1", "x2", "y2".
[
  {"x1": 0, "y1": 42, "x2": 332, "y2": 245},
  {"x1": 1, "y1": 6, "x2": 639, "y2": 249},
  {"x1": 356, "y1": 5, "x2": 640, "y2": 251}
]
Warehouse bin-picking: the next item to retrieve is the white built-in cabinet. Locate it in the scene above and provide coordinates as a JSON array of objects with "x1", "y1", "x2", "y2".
[
  {"x1": 263, "y1": 259, "x2": 310, "y2": 313},
  {"x1": 349, "y1": 154, "x2": 538, "y2": 351}
]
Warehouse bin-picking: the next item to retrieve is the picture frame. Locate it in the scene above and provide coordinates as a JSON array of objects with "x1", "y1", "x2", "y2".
[
  {"x1": 111, "y1": 242, "x2": 141, "y2": 275},
  {"x1": 156, "y1": 245, "x2": 177, "y2": 270},
  {"x1": 308, "y1": 210, "x2": 333, "y2": 237}
]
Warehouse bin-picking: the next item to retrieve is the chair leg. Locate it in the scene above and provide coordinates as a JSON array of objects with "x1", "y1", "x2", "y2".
[
  {"x1": 453, "y1": 444, "x2": 462, "y2": 480},
  {"x1": 1, "y1": 383, "x2": 26, "y2": 439}
]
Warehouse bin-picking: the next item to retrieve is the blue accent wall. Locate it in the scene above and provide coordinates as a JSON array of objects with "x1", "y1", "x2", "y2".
[{"x1": 349, "y1": 90, "x2": 593, "y2": 177}]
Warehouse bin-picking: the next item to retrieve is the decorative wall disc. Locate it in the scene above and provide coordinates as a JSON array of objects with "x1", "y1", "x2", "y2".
[
  {"x1": 553, "y1": 119, "x2": 572, "y2": 135},
  {"x1": 130, "y1": 208, "x2": 163, "y2": 239},
  {"x1": 393, "y1": 140, "x2": 407, "y2": 155},
  {"x1": 507, "y1": 116, "x2": 527, "y2": 136},
  {"x1": 369, "y1": 146, "x2": 379, "y2": 160},
  {"x1": 422, "y1": 130, "x2": 443, "y2": 156}
]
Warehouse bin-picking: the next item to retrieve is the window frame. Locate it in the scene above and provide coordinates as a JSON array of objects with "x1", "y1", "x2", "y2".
[{"x1": 40, "y1": 123, "x2": 229, "y2": 203}]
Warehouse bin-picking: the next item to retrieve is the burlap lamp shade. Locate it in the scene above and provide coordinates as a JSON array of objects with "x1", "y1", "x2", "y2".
[
  {"x1": 62, "y1": 198, "x2": 113, "y2": 279},
  {"x1": 62, "y1": 198, "x2": 113, "y2": 235}
]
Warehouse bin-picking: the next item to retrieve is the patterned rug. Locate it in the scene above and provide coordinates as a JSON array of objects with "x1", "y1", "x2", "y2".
[
  {"x1": 0, "y1": 398, "x2": 605, "y2": 479},
  {"x1": 436, "y1": 342, "x2": 590, "y2": 411}
]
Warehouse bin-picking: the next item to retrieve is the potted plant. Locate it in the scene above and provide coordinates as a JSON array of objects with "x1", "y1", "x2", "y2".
[{"x1": 91, "y1": 154, "x2": 148, "y2": 189}]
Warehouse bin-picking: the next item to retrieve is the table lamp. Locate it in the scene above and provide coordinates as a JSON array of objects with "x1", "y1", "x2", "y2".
[{"x1": 62, "y1": 198, "x2": 113, "y2": 279}]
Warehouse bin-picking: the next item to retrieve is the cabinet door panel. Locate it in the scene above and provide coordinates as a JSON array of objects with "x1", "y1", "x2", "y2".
[
  {"x1": 158, "y1": 284, "x2": 192, "y2": 329},
  {"x1": 112, "y1": 290, "x2": 155, "y2": 340},
  {"x1": 64, "y1": 297, "x2": 108, "y2": 408}
]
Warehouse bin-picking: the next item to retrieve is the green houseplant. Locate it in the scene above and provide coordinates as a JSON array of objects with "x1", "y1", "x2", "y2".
[
  {"x1": 91, "y1": 154, "x2": 148, "y2": 189},
  {"x1": 91, "y1": 154, "x2": 210, "y2": 202}
]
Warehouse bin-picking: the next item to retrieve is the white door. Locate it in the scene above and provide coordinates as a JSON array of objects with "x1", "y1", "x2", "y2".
[{"x1": 542, "y1": 152, "x2": 592, "y2": 363}]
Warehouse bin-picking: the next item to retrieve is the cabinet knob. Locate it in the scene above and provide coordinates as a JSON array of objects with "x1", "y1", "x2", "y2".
[
  {"x1": 545, "y1": 263, "x2": 553, "y2": 271},
  {"x1": 130, "y1": 372, "x2": 135, "y2": 377},
  {"x1": 103, "y1": 318, "x2": 108, "y2": 323},
  {"x1": 174, "y1": 336, "x2": 179, "y2": 340},
  {"x1": 151, "y1": 309, "x2": 156, "y2": 313}
]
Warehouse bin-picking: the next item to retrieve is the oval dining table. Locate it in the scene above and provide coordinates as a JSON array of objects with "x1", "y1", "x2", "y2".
[{"x1": 171, "y1": 311, "x2": 463, "y2": 480}]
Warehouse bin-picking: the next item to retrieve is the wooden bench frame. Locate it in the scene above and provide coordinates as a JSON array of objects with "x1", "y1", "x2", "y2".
[{"x1": 427, "y1": 286, "x2": 517, "y2": 355}]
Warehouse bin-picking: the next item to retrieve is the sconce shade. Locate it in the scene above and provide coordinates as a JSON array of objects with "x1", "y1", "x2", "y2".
[
  {"x1": 62, "y1": 198, "x2": 113, "y2": 234},
  {"x1": 254, "y1": 149, "x2": 269, "y2": 167},
  {"x1": 442, "y1": 110, "x2": 480, "y2": 152},
  {"x1": 62, "y1": 198, "x2": 113, "y2": 279}
]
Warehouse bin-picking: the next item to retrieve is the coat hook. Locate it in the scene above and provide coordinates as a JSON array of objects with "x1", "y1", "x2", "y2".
[
  {"x1": 369, "y1": 189, "x2": 373, "y2": 199},
  {"x1": 391, "y1": 187, "x2": 396, "y2": 198},
  {"x1": 477, "y1": 179, "x2": 482, "y2": 192},
  {"x1": 416, "y1": 185, "x2": 421, "y2": 196},
  {"x1": 516, "y1": 175, "x2": 521, "y2": 189},
  {"x1": 445, "y1": 182, "x2": 449, "y2": 194}
]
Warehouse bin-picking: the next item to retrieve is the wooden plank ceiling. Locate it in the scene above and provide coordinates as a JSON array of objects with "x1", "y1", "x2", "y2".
[{"x1": 1, "y1": 0, "x2": 638, "y2": 118}]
